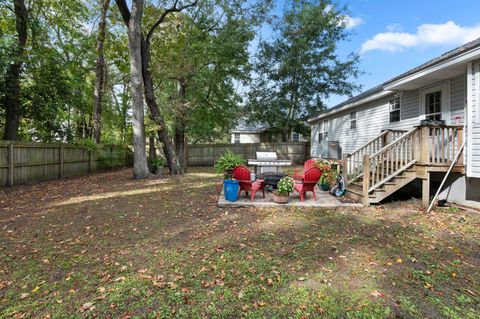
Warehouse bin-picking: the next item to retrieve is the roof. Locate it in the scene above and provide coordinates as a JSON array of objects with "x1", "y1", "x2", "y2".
[
  {"x1": 308, "y1": 37, "x2": 480, "y2": 123},
  {"x1": 230, "y1": 119, "x2": 267, "y2": 133}
]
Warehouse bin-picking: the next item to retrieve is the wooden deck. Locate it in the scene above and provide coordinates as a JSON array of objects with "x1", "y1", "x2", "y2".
[{"x1": 342, "y1": 125, "x2": 464, "y2": 207}]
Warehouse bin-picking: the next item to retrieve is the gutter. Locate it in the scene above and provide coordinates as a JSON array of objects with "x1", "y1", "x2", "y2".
[{"x1": 308, "y1": 90, "x2": 394, "y2": 123}]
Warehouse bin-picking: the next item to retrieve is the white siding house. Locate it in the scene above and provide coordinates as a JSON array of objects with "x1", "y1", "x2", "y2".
[
  {"x1": 309, "y1": 38, "x2": 480, "y2": 207},
  {"x1": 230, "y1": 119, "x2": 307, "y2": 144}
]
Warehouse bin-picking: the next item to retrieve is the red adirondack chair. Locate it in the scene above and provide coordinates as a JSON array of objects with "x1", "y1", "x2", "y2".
[
  {"x1": 294, "y1": 167, "x2": 322, "y2": 201},
  {"x1": 232, "y1": 166, "x2": 265, "y2": 201},
  {"x1": 293, "y1": 159, "x2": 317, "y2": 180}
]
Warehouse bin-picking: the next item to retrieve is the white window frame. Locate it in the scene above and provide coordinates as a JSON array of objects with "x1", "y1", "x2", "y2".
[
  {"x1": 317, "y1": 120, "x2": 329, "y2": 142},
  {"x1": 419, "y1": 82, "x2": 450, "y2": 124},
  {"x1": 350, "y1": 110, "x2": 357, "y2": 129},
  {"x1": 292, "y1": 132, "x2": 300, "y2": 142},
  {"x1": 234, "y1": 133, "x2": 240, "y2": 144},
  {"x1": 389, "y1": 95, "x2": 401, "y2": 123}
]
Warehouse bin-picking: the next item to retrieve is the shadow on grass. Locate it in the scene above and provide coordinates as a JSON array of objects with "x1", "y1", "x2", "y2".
[{"x1": 1, "y1": 167, "x2": 479, "y2": 318}]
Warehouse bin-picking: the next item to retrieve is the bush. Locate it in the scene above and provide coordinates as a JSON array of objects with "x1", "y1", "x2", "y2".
[
  {"x1": 150, "y1": 157, "x2": 165, "y2": 171},
  {"x1": 75, "y1": 138, "x2": 97, "y2": 151}
]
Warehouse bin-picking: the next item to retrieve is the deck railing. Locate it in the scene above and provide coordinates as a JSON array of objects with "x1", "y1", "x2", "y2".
[
  {"x1": 343, "y1": 125, "x2": 464, "y2": 189},
  {"x1": 362, "y1": 125, "x2": 464, "y2": 194},
  {"x1": 343, "y1": 129, "x2": 407, "y2": 184}
]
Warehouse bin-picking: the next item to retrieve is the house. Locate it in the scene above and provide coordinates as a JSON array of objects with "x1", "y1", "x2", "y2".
[
  {"x1": 308, "y1": 38, "x2": 480, "y2": 208},
  {"x1": 230, "y1": 119, "x2": 307, "y2": 143}
]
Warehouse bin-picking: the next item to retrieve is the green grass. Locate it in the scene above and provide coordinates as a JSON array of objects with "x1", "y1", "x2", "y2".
[{"x1": 0, "y1": 167, "x2": 479, "y2": 318}]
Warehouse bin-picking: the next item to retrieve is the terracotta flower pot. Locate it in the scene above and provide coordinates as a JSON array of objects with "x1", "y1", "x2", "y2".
[{"x1": 273, "y1": 192, "x2": 290, "y2": 204}]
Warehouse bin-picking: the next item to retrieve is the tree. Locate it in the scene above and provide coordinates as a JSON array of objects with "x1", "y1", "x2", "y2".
[
  {"x1": 116, "y1": 0, "x2": 197, "y2": 175},
  {"x1": 247, "y1": 0, "x2": 361, "y2": 141},
  {"x1": 2, "y1": 0, "x2": 27, "y2": 140},
  {"x1": 116, "y1": 0, "x2": 150, "y2": 179},
  {"x1": 92, "y1": 0, "x2": 111, "y2": 143}
]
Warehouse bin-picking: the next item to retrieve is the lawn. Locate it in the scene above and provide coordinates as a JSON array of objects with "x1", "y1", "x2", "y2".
[{"x1": 0, "y1": 167, "x2": 479, "y2": 318}]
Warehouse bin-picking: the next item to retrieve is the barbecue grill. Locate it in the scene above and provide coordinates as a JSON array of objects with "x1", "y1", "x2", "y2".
[{"x1": 248, "y1": 152, "x2": 292, "y2": 175}]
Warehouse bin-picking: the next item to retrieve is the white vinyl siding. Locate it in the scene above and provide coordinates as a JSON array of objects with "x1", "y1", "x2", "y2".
[
  {"x1": 467, "y1": 62, "x2": 480, "y2": 177},
  {"x1": 310, "y1": 74, "x2": 466, "y2": 157},
  {"x1": 230, "y1": 133, "x2": 261, "y2": 144}
]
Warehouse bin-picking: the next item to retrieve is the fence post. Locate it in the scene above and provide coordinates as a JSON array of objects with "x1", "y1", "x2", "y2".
[
  {"x1": 362, "y1": 154, "x2": 370, "y2": 206},
  {"x1": 184, "y1": 136, "x2": 188, "y2": 173},
  {"x1": 8, "y1": 142, "x2": 14, "y2": 186},
  {"x1": 89, "y1": 148, "x2": 93, "y2": 172},
  {"x1": 59, "y1": 145, "x2": 64, "y2": 178}
]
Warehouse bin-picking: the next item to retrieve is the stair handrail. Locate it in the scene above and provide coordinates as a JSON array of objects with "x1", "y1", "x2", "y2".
[
  {"x1": 369, "y1": 127, "x2": 417, "y2": 159},
  {"x1": 367, "y1": 127, "x2": 418, "y2": 192},
  {"x1": 344, "y1": 129, "x2": 408, "y2": 185}
]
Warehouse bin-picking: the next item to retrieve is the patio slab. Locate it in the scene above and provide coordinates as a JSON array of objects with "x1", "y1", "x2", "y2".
[{"x1": 217, "y1": 187, "x2": 363, "y2": 208}]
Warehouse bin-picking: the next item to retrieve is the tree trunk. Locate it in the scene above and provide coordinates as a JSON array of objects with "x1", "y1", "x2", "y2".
[
  {"x1": 92, "y1": 0, "x2": 110, "y2": 143},
  {"x1": 174, "y1": 123, "x2": 186, "y2": 172},
  {"x1": 141, "y1": 39, "x2": 183, "y2": 175},
  {"x1": 3, "y1": 0, "x2": 28, "y2": 141},
  {"x1": 126, "y1": 0, "x2": 149, "y2": 179}
]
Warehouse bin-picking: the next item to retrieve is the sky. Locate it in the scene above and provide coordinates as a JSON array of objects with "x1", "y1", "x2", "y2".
[{"x1": 258, "y1": 0, "x2": 480, "y2": 108}]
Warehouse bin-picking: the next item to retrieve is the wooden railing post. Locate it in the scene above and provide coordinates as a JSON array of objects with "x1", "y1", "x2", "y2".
[
  {"x1": 382, "y1": 130, "x2": 389, "y2": 147},
  {"x1": 457, "y1": 127, "x2": 464, "y2": 164},
  {"x1": 59, "y1": 145, "x2": 64, "y2": 178},
  {"x1": 419, "y1": 126, "x2": 430, "y2": 164},
  {"x1": 342, "y1": 153, "x2": 348, "y2": 184},
  {"x1": 362, "y1": 154, "x2": 370, "y2": 206},
  {"x1": 8, "y1": 142, "x2": 14, "y2": 186}
]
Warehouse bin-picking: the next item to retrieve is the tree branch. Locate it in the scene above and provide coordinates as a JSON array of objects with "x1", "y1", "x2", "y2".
[
  {"x1": 146, "y1": 0, "x2": 198, "y2": 43},
  {"x1": 114, "y1": 0, "x2": 130, "y2": 26}
]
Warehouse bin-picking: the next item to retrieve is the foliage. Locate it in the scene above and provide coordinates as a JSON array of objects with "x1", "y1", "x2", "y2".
[
  {"x1": 75, "y1": 138, "x2": 98, "y2": 151},
  {"x1": 246, "y1": 0, "x2": 361, "y2": 140},
  {"x1": 99, "y1": 149, "x2": 124, "y2": 169},
  {"x1": 277, "y1": 176, "x2": 294, "y2": 194},
  {"x1": 214, "y1": 151, "x2": 246, "y2": 178},
  {"x1": 150, "y1": 157, "x2": 165, "y2": 171},
  {"x1": 315, "y1": 159, "x2": 338, "y2": 189}
]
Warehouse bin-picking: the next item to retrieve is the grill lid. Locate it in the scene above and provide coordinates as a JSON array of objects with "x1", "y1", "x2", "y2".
[{"x1": 256, "y1": 152, "x2": 277, "y2": 160}]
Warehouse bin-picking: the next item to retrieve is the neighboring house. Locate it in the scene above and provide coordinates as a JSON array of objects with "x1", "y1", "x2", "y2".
[
  {"x1": 230, "y1": 119, "x2": 307, "y2": 143},
  {"x1": 308, "y1": 38, "x2": 480, "y2": 208}
]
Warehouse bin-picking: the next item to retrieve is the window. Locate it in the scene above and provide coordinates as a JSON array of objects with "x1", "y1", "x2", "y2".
[
  {"x1": 318, "y1": 120, "x2": 329, "y2": 142},
  {"x1": 234, "y1": 133, "x2": 240, "y2": 144},
  {"x1": 425, "y1": 91, "x2": 442, "y2": 121},
  {"x1": 292, "y1": 132, "x2": 300, "y2": 142},
  {"x1": 389, "y1": 96, "x2": 401, "y2": 123},
  {"x1": 350, "y1": 111, "x2": 357, "y2": 129}
]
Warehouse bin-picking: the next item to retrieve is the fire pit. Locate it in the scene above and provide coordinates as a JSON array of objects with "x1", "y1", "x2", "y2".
[{"x1": 261, "y1": 172, "x2": 287, "y2": 190}]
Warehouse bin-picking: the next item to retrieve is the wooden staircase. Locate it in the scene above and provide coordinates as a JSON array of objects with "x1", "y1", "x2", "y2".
[{"x1": 342, "y1": 125, "x2": 464, "y2": 206}]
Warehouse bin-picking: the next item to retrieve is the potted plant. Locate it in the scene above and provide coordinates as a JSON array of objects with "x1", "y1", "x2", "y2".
[
  {"x1": 214, "y1": 151, "x2": 246, "y2": 179},
  {"x1": 273, "y1": 176, "x2": 294, "y2": 204},
  {"x1": 314, "y1": 160, "x2": 335, "y2": 191},
  {"x1": 214, "y1": 151, "x2": 246, "y2": 201},
  {"x1": 149, "y1": 157, "x2": 165, "y2": 175}
]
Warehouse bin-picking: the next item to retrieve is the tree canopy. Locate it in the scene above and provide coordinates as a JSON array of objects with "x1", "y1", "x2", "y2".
[
  {"x1": 0, "y1": 0, "x2": 360, "y2": 176},
  {"x1": 246, "y1": 0, "x2": 361, "y2": 140}
]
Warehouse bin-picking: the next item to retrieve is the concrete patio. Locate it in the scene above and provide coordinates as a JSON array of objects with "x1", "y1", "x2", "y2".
[{"x1": 217, "y1": 186, "x2": 363, "y2": 208}]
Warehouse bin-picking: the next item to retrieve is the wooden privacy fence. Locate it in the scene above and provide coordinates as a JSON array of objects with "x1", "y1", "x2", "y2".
[
  {"x1": 0, "y1": 141, "x2": 133, "y2": 187},
  {"x1": 187, "y1": 142, "x2": 310, "y2": 166}
]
